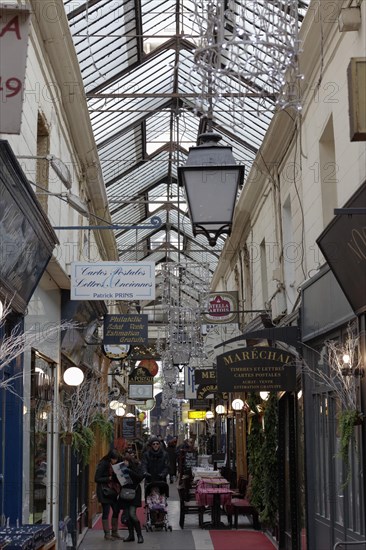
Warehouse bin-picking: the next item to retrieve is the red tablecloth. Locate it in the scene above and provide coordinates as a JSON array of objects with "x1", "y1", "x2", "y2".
[{"x1": 196, "y1": 486, "x2": 232, "y2": 507}]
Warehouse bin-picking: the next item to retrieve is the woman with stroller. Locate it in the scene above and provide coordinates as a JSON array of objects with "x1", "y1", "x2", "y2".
[
  {"x1": 94, "y1": 449, "x2": 121, "y2": 541},
  {"x1": 119, "y1": 448, "x2": 145, "y2": 544}
]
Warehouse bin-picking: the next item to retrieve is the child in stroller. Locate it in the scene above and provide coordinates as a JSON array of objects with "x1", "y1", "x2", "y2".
[{"x1": 145, "y1": 481, "x2": 172, "y2": 531}]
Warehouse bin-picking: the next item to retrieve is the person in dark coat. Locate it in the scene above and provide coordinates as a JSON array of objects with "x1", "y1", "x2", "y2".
[
  {"x1": 94, "y1": 449, "x2": 121, "y2": 540},
  {"x1": 141, "y1": 436, "x2": 170, "y2": 483},
  {"x1": 119, "y1": 448, "x2": 144, "y2": 543},
  {"x1": 166, "y1": 436, "x2": 178, "y2": 483}
]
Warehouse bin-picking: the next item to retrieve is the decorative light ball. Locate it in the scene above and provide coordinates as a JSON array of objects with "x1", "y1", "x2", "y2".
[
  {"x1": 205, "y1": 411, "x2": 214, "y2": 420},
  {"x1": 138, "y1": 412, "x2": 146, "y2": 422},
  {"x1": 110, "y1": 400, "x2": 120, "y2": 410},
  {"x1": 115, "y1": 405, "x2": 126, "y2": 417},
  {"x1": 260, "y1": 391, "x2": 270, "y2": 401},
  {"x1": 215, "y1": 404, "x2": 226, "y2": 415},
  {"x1": 63, "y1": 367, "x2": 84, "y2": 386},
  {"x1": 137, "y1": 398, "x2": 156, "y2": 412},
  {"x1": 232, "y1": 398, "x2": 244, "y2": 411},
  {"x1": 138, "y1": 359, "x2": 159, "y2": 376},
  {"x1": 342, "y1": 354, "x2": 350, "y2": 364}
]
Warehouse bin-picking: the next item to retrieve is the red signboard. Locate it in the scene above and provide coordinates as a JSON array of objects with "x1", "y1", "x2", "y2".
[{"x1": 0, "y1": 5, "x2": 31, "y2": 134}]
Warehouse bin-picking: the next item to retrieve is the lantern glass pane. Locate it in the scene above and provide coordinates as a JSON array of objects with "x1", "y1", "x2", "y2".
[{"x1": 183, "y1": 168, "x2": 239, "y2": 226}]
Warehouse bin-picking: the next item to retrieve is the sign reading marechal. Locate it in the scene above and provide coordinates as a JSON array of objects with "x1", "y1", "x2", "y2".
[
  {"x1": 0, "y1": 5, "x2": 31, "y2": 134},
  {"x1": 71, "y1": 261, "x2": 155, "y2": 301},
  {"x1": 104, "y1": 314, "x2": 148, "y2": 345},
  {"x1": 216, "y1": 347, "x2": 296, "y2": 393}
]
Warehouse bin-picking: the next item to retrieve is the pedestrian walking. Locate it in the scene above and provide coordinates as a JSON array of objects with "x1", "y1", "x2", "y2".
[{"x1": 94, "y1": 449, "x2": 121, "y2": 541}]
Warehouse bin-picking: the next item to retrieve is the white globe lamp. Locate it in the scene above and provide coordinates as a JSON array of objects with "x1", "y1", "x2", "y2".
[{"x1": 63, "y1": 366, "x2": 84, "y2": 386}]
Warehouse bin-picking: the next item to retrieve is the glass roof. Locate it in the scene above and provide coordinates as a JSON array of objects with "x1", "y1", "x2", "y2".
[{"x1": 63, "y1": 0, "x2": 309, "y2": 313}]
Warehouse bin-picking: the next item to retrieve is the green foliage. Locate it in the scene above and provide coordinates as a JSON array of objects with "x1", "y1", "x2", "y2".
[
  {"x1": 90, "y1": 412, "x2": 114, "y2": 443},
  {"x1": 247, "y1": 394, "x2": 264, "y2": 511},
  {"x1": 337, "y1": 409, "x2": 363, "y2": 488},
  {"x1": 247, "y1": 392, "x2": 279, "y2": 528},
  {"x1": 71, "y1": 425, "x2": 95, "y2": 466},
  {"x1": 260, "y1": 393, "x2": 278, "y2": 527}
]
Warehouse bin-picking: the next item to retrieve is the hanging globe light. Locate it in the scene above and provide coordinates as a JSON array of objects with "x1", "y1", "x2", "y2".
[
  {"x1": 232, "y1": 398, "x2": 244, "y2": 411},
  {"x1": 63, "y1": 366, "x2": 84, "y2": 386}
]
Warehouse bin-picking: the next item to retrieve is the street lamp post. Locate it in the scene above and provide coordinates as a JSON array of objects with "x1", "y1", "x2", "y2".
[{"x1": 178, "y1": 132, "x2": 244, "y2": 246}]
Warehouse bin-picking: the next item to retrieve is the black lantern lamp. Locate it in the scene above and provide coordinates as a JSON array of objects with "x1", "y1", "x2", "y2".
[{"x1": 178, "y1": 132, "x2": 245, "y2": 246}]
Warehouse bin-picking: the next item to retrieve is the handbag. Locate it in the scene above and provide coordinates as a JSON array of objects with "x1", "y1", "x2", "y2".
[
  {"x1": 120, "y1": 487, "x2": 136, "y2": 501},
  {"x1": 102, "y1": 484, "x2": 118, "y2": 499}
]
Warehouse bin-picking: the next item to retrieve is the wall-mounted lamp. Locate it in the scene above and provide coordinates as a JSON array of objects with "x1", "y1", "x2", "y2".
[
  {"x1": 215, "y1": 404, "x2": 226, "y2": 415},
  {"x1": 115, "y1": 404, "x2": 126, "y2": 417},
  {"x1": 231, "y1": 398, "x2": 245, "y2": 411},
  {"x1": 259, "y1": 391, "x2": 270, "y2": 401},
  {"x1": 18, "y1": 154, "x2": 72, "y2": 189},
  {"x1": 63, "y1": 366, "x2": 84, "y2": 386},
  {"x1": 178, "y1": 132, "x2": 244, "y2": 246},
  {"x1": 338, "y1": 7, "x2": 361, "y2": 32},
  {"x1": 205, "y1": 410, "x2": 215, "y2": 420}
]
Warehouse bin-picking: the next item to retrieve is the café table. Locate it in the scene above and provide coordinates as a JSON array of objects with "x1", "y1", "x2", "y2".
[{"x1": 195, "y1": 478, "x2": 232, "y2": 529}]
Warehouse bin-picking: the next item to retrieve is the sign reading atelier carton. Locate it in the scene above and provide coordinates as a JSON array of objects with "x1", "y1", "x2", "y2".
[
  {"x1": 216, "y1": 347, "x2": 296, "y2": 392},
  {"x1": 70, "y1": 261, "x2": 155, "y2": 301},
  {"x1": 104, "y1": 314, "x2": 148, "y2": 345}
]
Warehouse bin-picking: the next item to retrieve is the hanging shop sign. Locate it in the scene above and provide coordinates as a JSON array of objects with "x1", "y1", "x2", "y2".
[
  {"x1": 138, "y1": 359, "x2": 159, "y2": 376},
  {"x1": 188, "y1": 410, "x2": 207, "y2": 420},
  {"x1": 128, "y1": 366, "x2": 154, "y2": 400},
  {"x1": 196, "y1": 383, "x2": 228, "y2": 400},
  {"x1": 71, "y1": 261, "x2": 155, "y2": 301},
  {"x1": 203, "y1": 292, "x2": 238, "y2": 324},
  {"x1": 0, "y1": 142, "x2": 58, "y2": 313},
  {"x1": 0, "y1": 5, "x2": 31, "y2": 134},
  {"x1": 216, "y1": 346, "x2": 296, "y2": 393},
  {"x1": 184, "y1": 366, "x2": 197, "y2": 399},
  {"x1": 317, "y1": 181, "x2": 366, "y2": 314},
  {"x1": 103, "y1": 314, "x2": 148, "y2": 345},
  {"x1": 194, "y1": 368, "x2": 216, "y2": 385}
]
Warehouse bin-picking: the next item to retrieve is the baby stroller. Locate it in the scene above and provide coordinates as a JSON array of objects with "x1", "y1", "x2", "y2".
[{"x1": 144, "y1": 481, "x2": 172, "y2": 532}]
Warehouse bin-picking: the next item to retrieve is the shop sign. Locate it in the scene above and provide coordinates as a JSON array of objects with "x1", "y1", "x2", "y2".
[
  {"x1": 121, "y1": 417, "x2": 136, "y2": 439},
  {"x1": 0, "y1": 5, "x2": 31, "y2": 134},
  {"x1": 203, "y1": 292, "x2": 238, "y2": 324},
  {"x1": 128, "y1": 366, "x2": 153, "y2": 399},
  {"x1": 194, "y1": 368, "x2": 216, "y2": 385},
  {"x1": 184, "y1": 366, "x2": 197, "y2": 399},
  {"x1": 196, "y1": 382, "x2": 228, "y2": 400},
  {"x1": 71, "y1": 261, "x2": 155, "y2": 301},
  {"x1": 317, "y1": 181, "x2": 366, "y2": 314},
  {"x1": 216, "y1": 346, "x2": 296, "y2": 392},
  {"x1": 188, "y1": 410, "x2": 207, "y2": 420},
  {"x1": 104, "y1": 314, "x2": 148, "y2": 345}
]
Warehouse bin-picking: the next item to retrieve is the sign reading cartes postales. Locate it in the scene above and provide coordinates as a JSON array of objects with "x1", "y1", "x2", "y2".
[
  {"x1": 71, "y1": 261, "x2": 155, "y2": 301},
  {"x1": 216, "y1": 346, "x2": 296, "y2": 392}
]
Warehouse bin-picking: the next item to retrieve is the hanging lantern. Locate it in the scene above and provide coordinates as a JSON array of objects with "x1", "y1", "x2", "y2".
[{"x1": 138, "y1": 359, "x2": 159, "y2": 377}]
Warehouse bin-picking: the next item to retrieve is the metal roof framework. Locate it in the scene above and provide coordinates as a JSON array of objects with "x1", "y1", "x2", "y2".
[{"x1": 63, "y1": 0, "x2": 309, "y2": 318}]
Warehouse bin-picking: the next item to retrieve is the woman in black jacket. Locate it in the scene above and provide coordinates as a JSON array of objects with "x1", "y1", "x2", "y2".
[
  {"x1": 94, "y1": 449, "x2": 121, "y2": 540},
  {"x1": 119, "y1": 448, "x2": 144, "y2": 543}
]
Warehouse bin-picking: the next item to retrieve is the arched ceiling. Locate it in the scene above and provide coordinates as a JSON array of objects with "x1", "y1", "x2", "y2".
[{"x1": 63, "y1": 0, "x2": 309, "y2": 321}]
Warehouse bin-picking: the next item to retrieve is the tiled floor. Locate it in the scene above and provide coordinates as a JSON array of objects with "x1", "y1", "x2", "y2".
[{"x1": 79, "y1": 481, "x2": 274, "y2": 549}]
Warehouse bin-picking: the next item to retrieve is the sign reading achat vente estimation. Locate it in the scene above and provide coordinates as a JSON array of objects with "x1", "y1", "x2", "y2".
[
  {"x1": 104, "y1": 314, "x2": 148, "y2": 345},
  {"x1": 216, "y1": 346, "x2": 296, "y2": 393}
]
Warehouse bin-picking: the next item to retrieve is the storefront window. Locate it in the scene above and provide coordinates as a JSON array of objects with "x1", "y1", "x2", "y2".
[{"x1": 30, "y1": 351, "x2": 55, "y2": 524}]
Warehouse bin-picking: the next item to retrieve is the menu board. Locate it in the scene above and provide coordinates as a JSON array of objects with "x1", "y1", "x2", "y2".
[
  {"x1": 184, "y1": 451, "x2": 198, "y2": 470},
  {"x1": 122, "y1": 417, "x2": 136, "y2": 439}
]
